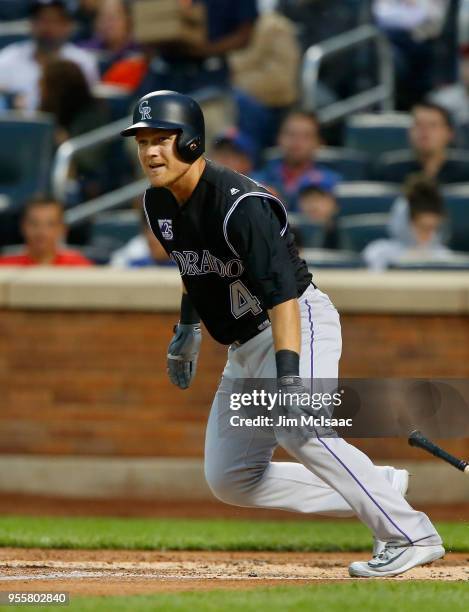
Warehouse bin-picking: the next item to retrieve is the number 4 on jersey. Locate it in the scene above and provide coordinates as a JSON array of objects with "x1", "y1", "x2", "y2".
[{"x1": 230, "y1": 280, "x2": 262, "y2": 319}]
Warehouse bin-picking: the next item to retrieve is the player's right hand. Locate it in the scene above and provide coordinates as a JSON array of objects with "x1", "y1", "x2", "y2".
[
  {"x1": 167, "y1": 323, "x2": 202, "y2": 389},
  {"x1": 277, "y1": 376, "x2": 311, "y2": 419}
]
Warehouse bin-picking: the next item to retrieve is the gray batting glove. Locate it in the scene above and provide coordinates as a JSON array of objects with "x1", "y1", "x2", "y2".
[{"x1": 167, "y1": 323, "x2": 202, "y2": 389}]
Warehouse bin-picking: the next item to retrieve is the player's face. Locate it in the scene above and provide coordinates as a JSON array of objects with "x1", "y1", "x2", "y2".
[
  {"x1": 22, "y1": 204, "x2": 65, "y2": 257},
  {"x1": 136, "y1": 128, "x2": 191, "y2": 188},
  {"x1": 279, "y1": 116, "x2": 321, "y2": 166},
  {"x1": 410, "y1": 108, "x2": 453, "y2": 155}
]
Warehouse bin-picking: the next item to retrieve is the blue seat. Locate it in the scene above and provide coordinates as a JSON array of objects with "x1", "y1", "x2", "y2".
[
  {"x1": 345, "y1": 113, "x2": 412, "y2": 157},
  {"x1": 302, "y1": 248, "x2": 365, "y2": 269},
  {"x1": 315, "y1": 147, "x2": 371, "y2": 181},
  {"x1": 338, "y1": 213, "x2": 390, "y2": 252},
  {"x1": 336, "y1": 182, "x2": 400, "y2": 217},
  {"x1": 90, "y1": 210, "x2": 141, "y2": 251},
  {"x1": 0, "y1": 18, "x2": 30, "y2": 50},
  {"x1": 0, "y1": 112, "x2": 55, "y2": 209},
  {"x1": 377, "y1": 149, "x2": 469, "y2": 184},
  {"x1": 0, "y1": 2, "x2": 30, "y2": 20},
  {"x1": 391, "y1": 259, "x2": 469, "y2": 271},
  {"x1": 262, "y1": 146, "x2": 371, "y2": 181},
  {"x1": 442, "y1": 184, "x2": 469, "y2": 252},
  {"x1": 288, "y1": 213, "x2": 326, "y2": 248}
]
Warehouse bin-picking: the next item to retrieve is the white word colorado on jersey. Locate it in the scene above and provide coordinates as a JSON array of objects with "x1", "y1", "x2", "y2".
[{"x1": 171, "y1": 249, "x2": 244, "y2": 278}]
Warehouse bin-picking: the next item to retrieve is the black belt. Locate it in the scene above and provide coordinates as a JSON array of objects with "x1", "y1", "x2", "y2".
[{"x1": 233, "y1": 320, "x2": 271, "y2": 347}]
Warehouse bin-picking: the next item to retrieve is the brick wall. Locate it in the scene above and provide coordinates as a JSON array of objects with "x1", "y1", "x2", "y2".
[{"x1": 0, "y1": 310, "x2": 468, "y2": 459}]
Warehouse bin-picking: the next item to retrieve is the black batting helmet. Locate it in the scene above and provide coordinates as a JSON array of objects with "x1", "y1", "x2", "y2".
[{"x1": 121, "y1": 90, "x2": 205, "y2": 163}]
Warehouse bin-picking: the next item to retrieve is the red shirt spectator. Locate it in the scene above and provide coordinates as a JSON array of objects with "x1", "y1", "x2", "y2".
[
  {"x1": 0, "y1": 250, "x2": 92, "y2": 266},
  {"x1": 0, "y1": 198, "x2": 93, "y2": 267}
]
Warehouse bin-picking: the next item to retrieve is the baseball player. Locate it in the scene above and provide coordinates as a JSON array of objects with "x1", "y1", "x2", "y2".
[{"x1": 121, "y1": 91, "x2": 444, "y2": 577}]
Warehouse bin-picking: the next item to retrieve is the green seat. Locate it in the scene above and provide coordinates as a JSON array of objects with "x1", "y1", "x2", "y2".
[
  {"x1": 90, "y1": 211, "x2": 141, "y2": 249},
  {"x1": 302, "y1": 248, "x2": 364, "y2": 269},
  {"x1": 442, "y1": 184, "x2": 469, "y2": 252},
  {"x1": 345, "y1": 113, "x2": 411, "y2": 157},
  {"x1": 0, "y1": 112, "x2": 55, "y2": 209},
  {"x1": 338, "y1": 213, "x2": 390, "y2": 252},
  {"x1": 336, "y1": 182, "x2": 400, "y2": 217}
]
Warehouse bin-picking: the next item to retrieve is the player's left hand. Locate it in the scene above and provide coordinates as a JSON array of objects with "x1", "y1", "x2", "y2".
[{"x1": 167, "y1": 323, "x2": 202, "y2": 389}]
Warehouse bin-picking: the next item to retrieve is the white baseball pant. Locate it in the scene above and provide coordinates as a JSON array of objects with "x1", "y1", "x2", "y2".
[{"x1": 204, "y1": 284, "x2": 442, "y2": 546}]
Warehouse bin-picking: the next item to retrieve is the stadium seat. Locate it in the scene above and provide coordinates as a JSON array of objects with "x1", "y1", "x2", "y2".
[
  {"x1": 344, "y1": 113, "x2": 412, "y2": 157},
  {"x1": 0, "y1": 19, "x2": 30, "y2": 50},
  {"x1": 89, "y1": 210, "x2": 141, "y2": 252},
  {"x1": 302, "y1": 248, "x2": 365, "y2": 269},
  {"x1": 262, "y1": 146, "x2": 370, "y2": 181},
  {"x1": 377, "y1": 149, "x2": 469, "y2": 183},
  {"x1": 94, "y1": 86, "x2": 133, "y2": 121},
  {"x1": 315, "y1": 147, "x2": 371, "y2": 181},
  {"x1": 288, "y1": 213, "x2": 326, "y2": 248},
  {"x1": 0, "y1": 112, "x2": 54, "y2": 207},
  {"x1": 391, "y1": 257, "x2": 469, "y2": 271},
  {"x1": 442, "y1": 184, "x2": 469, "y2": 252},
  {"x1": 336, "y1": 182, "x2": 400, "y2": 216},
  {"x1": 337, "y1": 213, "x2": 390, "y2": 252},
  {"x1": 0, "y1": 1, "x2": 30, "y2": 20}
]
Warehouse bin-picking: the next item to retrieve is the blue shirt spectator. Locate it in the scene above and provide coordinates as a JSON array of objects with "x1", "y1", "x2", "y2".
[{"x1": 254, "y1": 110, "x2": 342, "y2": 210}]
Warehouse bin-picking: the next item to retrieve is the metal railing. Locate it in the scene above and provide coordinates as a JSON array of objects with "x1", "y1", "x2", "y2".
[
  {"x1": 53, "y1": 87, "x2": 230, "y2": 225},
  {"x1": 52, "y1": 116, "x2": 131, "y2": 204},
  {"x1": 64, "y1": 178, "x2": 148, "y2": 226},
  {"x1": 301, "y1": 24, "x2": 394, "y2": 125}
]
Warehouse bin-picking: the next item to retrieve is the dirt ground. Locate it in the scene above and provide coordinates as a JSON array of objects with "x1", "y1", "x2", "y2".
[
  {"x1": 0, "y1": 496, "x2": 467, "y2": 595},
  {"x1": 0, "y1": 549, "x2": 467, "y2": 595}
]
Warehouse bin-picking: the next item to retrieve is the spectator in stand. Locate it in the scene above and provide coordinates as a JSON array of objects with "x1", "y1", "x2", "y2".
[
  {"x1": 373, "y1": 0, "x2": 450, "y2": 109},
  {"x1": 136, "y1": 0, "x2": 258, "y2": 96},
  {"x1": 72, "y1": 0, "x2": 100, "y2": 42},
  {"x1": 254, "y1": 110, "x2": 342, "y2": 210},
  {"x1": 0, "y1": 199, "x2": 92, "y2": 266},
  {"x1": 110, "y1": 212, "x2": 175, "y2": 268},
  {"x1": 210, "y1": 128, "x2": 256, "y2": 176},
  {"x1": 0, "y1": 0, "x2": 98, "y2": 111},
  {"x1": 277, "y1": 0, "x2": 371, "y2": 109},
  {"x1": 297, "y1": 181, "x2": 339, "y2": 249},
  {"x1": 376, "y1": 102, "x2": 468, "y2": 184},
  {"x1": 229, "y1": 9, "x2": 301, "y2": 149},
  {"x1": 39, "y1": 59, "x2": 110, "y2": 199},
  {"x1": 80, "y1": 0, "x2": 146, "y2": 93},
  {"x1": 363, "y1": 176, "x2": 452, "y2": 271}
]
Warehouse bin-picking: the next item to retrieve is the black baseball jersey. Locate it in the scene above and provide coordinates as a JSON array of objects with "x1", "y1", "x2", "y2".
[{"x1": 144, "y1": 159, "x2": 312, "y2": 345}]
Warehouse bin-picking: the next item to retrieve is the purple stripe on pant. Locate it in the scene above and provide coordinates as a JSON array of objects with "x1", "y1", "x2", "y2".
[{"x1": 304, "y1": 298, "x2": 413, "y2": 545}]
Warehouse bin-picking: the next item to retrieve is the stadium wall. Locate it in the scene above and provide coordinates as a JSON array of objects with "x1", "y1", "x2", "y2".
[{"x1": 0, "y1": 268, "x2": 468, "y2": 502}]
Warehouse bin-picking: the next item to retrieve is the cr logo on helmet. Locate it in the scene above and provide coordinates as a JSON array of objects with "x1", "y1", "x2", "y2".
[{"x1": 139, "y1": 100, "x2": 152, "y2": 121}]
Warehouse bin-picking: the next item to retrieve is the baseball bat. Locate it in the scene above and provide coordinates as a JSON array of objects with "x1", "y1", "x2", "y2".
[{"x1": 408, "y1": 430, "x2": 469, "y2": 475}]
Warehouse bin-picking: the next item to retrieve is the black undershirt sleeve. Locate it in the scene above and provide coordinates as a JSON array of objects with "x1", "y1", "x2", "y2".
[{"x1": 226, "y1": 197, "x2": 298, "y2": 310}]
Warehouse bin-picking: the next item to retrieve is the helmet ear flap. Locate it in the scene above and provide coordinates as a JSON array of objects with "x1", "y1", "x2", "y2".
[{"x1": 178, "y1": 133, "x2": 203, "y2": 163}]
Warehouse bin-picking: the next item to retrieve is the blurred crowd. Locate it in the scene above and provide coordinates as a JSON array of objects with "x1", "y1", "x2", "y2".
[{"x1": 0, "y1": 0, "x2": 468, "y2": 271}]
